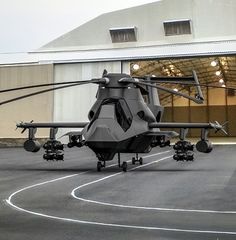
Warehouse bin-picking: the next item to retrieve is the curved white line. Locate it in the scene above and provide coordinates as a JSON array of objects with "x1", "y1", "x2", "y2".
[
  {"x1": 5, "y1": 199, "x2": 236, "y2": 235},
  {"x1": 5, "y1": 150, "x2": 236, "y2": 235},
  {"x1": 72, "y1": 151, "x2": 236, "y2": 215},
  {"x1": 73, "y1": 196, "x2": 236, "y2": 214}
]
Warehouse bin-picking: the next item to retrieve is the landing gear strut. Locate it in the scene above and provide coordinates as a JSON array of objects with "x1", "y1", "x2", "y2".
[
  {"x1": 118, "y1": 153, "x2": 128, "y2": 172},
  {"x1": 97, "y1": 161, "x2": 106, "y2": 172},
  {"x1": 132, "y1": 153, "x2": 143, "y2": 165}
]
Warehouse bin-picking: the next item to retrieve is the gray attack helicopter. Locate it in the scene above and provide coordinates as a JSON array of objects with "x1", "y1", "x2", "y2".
[{"x1": 1, "y1": 70, "x2": 228, "y2": 172}]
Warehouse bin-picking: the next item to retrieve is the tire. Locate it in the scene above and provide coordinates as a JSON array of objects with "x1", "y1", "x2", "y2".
[
  {"x1": 122, "y1": 162, "x2": 127, "y2": 172},
  {"x1": 97, "y1": 161, "x2": 102, "y2": 172}
]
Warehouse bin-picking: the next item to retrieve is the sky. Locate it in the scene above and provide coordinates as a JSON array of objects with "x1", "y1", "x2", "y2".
[{"x1": 0, "y1": 0, "x2": 157, "y2": 53}]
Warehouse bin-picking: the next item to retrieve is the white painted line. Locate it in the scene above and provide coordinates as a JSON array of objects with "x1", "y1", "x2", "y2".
[
  {"x1": 5, "y1": 198, "x2": 236, "y2": 235},
  {"x1": 74, "y1": 195, "x2": 236, "y2": 214},
  {"x1": 213, "y1": 142, "x2": 236, "y2": 145},
  {"x1": 72, "y1": 156, "x2": 171, "y2": 191},
  {"x1": 5, "y1": 150, "x2": 236, "y2": 235},
  {"x1": 72, "y1": 153, "x2": 236, "y2": 214},
  {"x1": 71, "y1": 151, "x2": 171, "y2": 191},
  {"x1": 7, "y1": 173, "x2": 84, "y2": 204},
  {"x1": 6, "y1": 150, "x2": 170, "y2": 204}
]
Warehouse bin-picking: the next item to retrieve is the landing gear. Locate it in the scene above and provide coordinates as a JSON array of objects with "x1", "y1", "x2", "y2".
[
  {"x1": 132, "y1": 153, "x2": 143, "y2": 165},
  {"x1": 122, "y1": 161, "x2": 127, "y2": 172},
  {"x1": 96, "y1": 152, "x2": 143, "y2": 172},
  {"x1": 173, "y1": 140, "x2": 194, "y2": 162},
  {"x1": 97, "y1": 161, "x2": 106, "y2": 172},
  {"x1": 118, "y1": 153, "x2": 128, "y2": 172}
]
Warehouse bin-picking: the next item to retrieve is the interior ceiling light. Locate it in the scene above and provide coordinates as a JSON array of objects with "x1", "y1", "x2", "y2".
[
  {"x1": 211, "y1": 60, "x2": 218, "y2": 67},
  {"x1": 219, "y1": 79, "x2": 224, "y2": 84},
  {"x1": 215, "y1": 71, "x2": 221, "y2": 76},
  {"x1": 132, "y1": 64, "x2": 140, "y2": 70},
  {"x1": 222, "y1": 84, "x2": 226, "y2": 88},
  {"x1": 173, "y1": 88, "x2": 179, "y2": 92}
]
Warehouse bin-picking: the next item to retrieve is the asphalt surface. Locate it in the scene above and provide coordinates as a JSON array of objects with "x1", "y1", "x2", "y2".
[{"x1": 1, "y1": 145, "x2": 236, "y2": 240}]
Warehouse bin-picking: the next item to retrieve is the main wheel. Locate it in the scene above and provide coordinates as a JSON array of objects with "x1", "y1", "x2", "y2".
[
  {"x1": 139, "y1": 157, "x2": 143, "y2": 165},
  {"x1": 122, "y1": 161, "x2": 127, "y2": 172},
  {"x1": 132, "y1": 157, "x2": 136, "y2": 165},
  {"x1": 97, "y1": 161, "x2": 102, "y2": 172}
]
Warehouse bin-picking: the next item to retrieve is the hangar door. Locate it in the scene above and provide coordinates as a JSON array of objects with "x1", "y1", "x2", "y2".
[
  {"x1": 129, "y1": 56, "x2": 236, "y2": 137},
  {"x1": 54, "y1": 61, "x2": 122, "y2": 139}
]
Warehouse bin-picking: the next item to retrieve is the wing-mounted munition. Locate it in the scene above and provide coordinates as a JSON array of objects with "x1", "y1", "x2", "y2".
[{"x1": 1, "y1": 70, "x2": 230, "y2": 171}]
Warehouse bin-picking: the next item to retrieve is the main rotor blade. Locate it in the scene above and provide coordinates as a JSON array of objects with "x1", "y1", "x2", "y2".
[
  {"x1": 0, "y1": 82, "x2": 83, "y2": 106},
  {"x1": 136, "y1": 76, "x2": 195, "y2": 82},
  {"x1": 138, "y1": 77, "x2": 236, "y2": 91},
  {"x1": 119, "y1": 78, "x2": 204, "y2": 104},
  {"x1": 0, "y1": 78, "x2": 103, "y2": 93},
  {"x1": 138, "y1": 81, "x2": 204, "y2": 104}
]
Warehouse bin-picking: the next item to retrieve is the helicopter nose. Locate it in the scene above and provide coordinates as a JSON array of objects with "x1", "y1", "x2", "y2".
[{"x1": 88, "y1": 125, "x2": 118, "y2": 142}]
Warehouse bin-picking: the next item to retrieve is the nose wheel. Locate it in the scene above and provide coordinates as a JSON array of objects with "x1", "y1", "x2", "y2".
[
  {"x1": 117, "y1": 153, "x2": 128, "y2": 172},
  {"x1": 132, "y1": 153, "x2": 143, "y2": 165},
  {"x1": 122, "y1": 161, "x2": 127, "y2": 172},
  {"x1": 97, "y1": 161, "x2": 106, "y2": 172}
]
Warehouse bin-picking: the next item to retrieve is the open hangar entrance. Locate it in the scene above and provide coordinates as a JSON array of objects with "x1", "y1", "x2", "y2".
[{"x1": 128, "y1": 56, "x2": 236, "y2": 138}]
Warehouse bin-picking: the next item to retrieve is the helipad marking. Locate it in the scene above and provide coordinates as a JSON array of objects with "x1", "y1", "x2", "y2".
[
  {"x1": 73, "y1": 192, "x2": 236, "y2": 214},
  {"x1": 5, "y1": 198, "x2": 236, "y2": 235},
  {"x1": 5, "y1": 150, "x2": 170, "y2": 205},
  {"x1": 72, "y1": 156, "x2": 236, "y2": 214},
  {"x1": 5, "y1": 150, "x2": 236, "y2": 235}
]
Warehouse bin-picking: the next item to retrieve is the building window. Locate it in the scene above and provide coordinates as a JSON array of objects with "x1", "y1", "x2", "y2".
[
  {"x1": 163, "y1": 20, "x2": 192, "y2": 36},
  {"x1": 109, "y1": 27, "x2": 137, "y2": 43}
]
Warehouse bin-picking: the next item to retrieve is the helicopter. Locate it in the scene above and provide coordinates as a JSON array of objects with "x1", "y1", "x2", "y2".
[{"x1": 1, "y1": 69, "x2": 228, "y2": 172}]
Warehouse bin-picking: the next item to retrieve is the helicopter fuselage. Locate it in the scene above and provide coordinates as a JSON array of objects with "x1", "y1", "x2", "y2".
[{"x1": 83, "y1": 73, "x2": 163, "y2": 161}]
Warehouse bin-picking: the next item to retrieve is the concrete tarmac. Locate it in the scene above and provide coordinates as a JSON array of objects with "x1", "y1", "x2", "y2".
[{"x1": 0, "y1": 145, "x2": 236, "y2": 240}]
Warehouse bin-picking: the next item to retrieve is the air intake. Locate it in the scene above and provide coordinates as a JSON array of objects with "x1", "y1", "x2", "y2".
[
  {"x1": 109, "y1": 27, "x2": 137, "y2": 43},
  {"x1": 163, "y1": 19, "x2": 192, "y2": 36}
]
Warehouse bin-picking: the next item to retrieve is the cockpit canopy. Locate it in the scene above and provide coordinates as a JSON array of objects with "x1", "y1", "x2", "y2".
[{"x1": 89, "y1": 98, "x2": 133, "y2": 132}]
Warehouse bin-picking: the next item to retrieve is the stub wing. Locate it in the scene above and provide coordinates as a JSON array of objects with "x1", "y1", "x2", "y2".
[
  {"x1": 148, "y1": 121, "x2": 227, "y2": 154},
  {"x1": 149, "y1": 121, "x2": 224, "y2": 132},
  {"x1": 17, "y1": 122, "x2": 89, "y2": 130},
  {"x1": 147, "y1": 130, "x2": 179, "y2": 138}
]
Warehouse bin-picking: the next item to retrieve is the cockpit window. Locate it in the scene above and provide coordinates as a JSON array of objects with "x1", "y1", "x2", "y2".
[
  {"x1": 90, "y1": 98, "x2": 133, "y2": 132},
  {"x1": 115, "y1": 99, "x2": 132, "y2": 131}
]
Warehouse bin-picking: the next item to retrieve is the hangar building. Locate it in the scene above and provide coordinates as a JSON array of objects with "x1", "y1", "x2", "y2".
[{"x1": 0, "y1": 0, "x2": 236, "y2": 144}]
